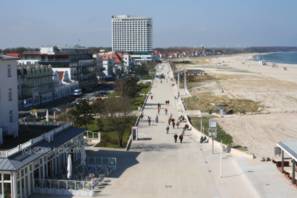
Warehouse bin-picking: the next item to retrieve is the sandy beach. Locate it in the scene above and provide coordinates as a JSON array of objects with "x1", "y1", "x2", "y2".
[{"x1": 177, "y1": 53, "x2": 297, "y2": 159}]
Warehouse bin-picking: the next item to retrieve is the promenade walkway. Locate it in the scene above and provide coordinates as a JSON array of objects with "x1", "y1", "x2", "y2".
[{"x1": 99, "y1": 63, "x2": 260, "y2": 198}]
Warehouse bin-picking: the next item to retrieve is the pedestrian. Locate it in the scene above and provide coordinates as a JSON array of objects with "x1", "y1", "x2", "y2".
[
  {"x1": 176, "y1": 121, "x2": 180, "y2": 128},
  {"x1": 151, "y1": 95, "x2": 153, "y2": 100},
  {"x1": 172, "y1": 118, "x2": 175, "y2": 126},
  {"x1": 148, "y1": 116, "x2": 151, "y2": 126},
  {"x1": 155, "y1": 115, "x2": 159, "y2": 123},
  {"x1": 179, "y1": 134, "x2": 184, "y2": 143},
  {"x1": 166, "y1": 126, "x2": 170, "y2": 134},
  {"x1": 165, "y1": 108, "x2": 168, "y2": 115},
  {"x1": 158, "y1": 103, "x2": 161, "y2": 114},
  {"x1": 140, "y1": 113, "x2": 144, "y2": 120},
  {"x1": 174, "y1": 134, "x2": 178, "y2": 143}
]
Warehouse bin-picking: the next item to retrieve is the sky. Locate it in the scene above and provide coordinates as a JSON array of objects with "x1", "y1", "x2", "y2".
[{"x1": 1, "y1": 0, "x2": 297, "y2": 48}]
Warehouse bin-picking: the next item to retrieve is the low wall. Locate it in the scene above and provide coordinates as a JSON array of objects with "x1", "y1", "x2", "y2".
[{"x1": 34, "y1": 188, "x2": 95, "y2": 197}]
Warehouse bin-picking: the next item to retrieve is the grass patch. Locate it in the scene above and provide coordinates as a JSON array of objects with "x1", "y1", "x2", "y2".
[
  {"x1": 184, "y1": 93, "x2": 261, "y2": 114},
  {"x1": 131, "y1": 95, "x2": 146, "y2": 110},
  {"x1": 138, "y1": 83, "x2": 151, "y2": 95},
  {"x1": 98, "y1": 130, "x2": 131, "y2": 148},
  {"x1": 131, "y1": 83, "x2": 151, "y2": 110},
  {"x1": 180, "y1": 74, "x2": 215, "y2": 89},
  {"x1": 86, "y1": 116, "x2": 137, "y2": 148},
  {"x1": 190, "y1": 116, "x2": 233, "y2": 145}
]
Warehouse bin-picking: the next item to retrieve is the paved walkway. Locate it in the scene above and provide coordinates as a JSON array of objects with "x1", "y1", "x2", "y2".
[{"x1": 99, "y1": 63, "x2": 260, "y2": 198}]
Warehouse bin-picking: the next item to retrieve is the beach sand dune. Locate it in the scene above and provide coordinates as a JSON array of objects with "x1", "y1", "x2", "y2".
[{"x1": 178, "y1": 53, "x2": 297, "y2": 158}]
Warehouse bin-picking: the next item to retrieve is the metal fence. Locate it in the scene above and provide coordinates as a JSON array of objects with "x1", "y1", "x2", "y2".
[
  {"x1": 84, "y1": 131, "x2": 101, "y2": 145},
  {"x1": 34, "y1": 157, "x2": 117, "y2": 196}
]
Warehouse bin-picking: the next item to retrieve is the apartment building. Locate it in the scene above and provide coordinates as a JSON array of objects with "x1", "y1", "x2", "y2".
[
  {"x1": 21, "y1": 47, "x2": 98, "y2": 91},
  {"x1": 0, "y1": 55, "x2": 19, "y2": 137}
]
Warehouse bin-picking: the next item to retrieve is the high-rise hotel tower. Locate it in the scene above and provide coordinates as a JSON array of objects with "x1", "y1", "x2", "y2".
[{"x1": 112, "y1": 15, "x2": 152, "y2": 53}]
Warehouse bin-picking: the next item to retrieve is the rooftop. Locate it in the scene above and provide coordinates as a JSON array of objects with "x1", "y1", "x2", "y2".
[
  {"x1": 0, "y1": 124, "x2": 56, "y2": 150},
  {"x1": 0, "y1": 124, "x2": 85, "y2": 171},
  {"x1": 112, "y1": 15, "x2": 151, "y2": 20},
  {"x1": 278, "y1": 139, "x2": 297, "y2": 161},
  {"x1": 0, "y1": 55, "x2": 17, "y2": 60}
]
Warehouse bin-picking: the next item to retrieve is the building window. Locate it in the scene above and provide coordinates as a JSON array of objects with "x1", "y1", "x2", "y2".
[
  {"x1": 7, "y1": 65, "x2": 12, "y2": 78},
  {"x1": 9, "y1": 110, "x2": 13, "y2": 123},
  {"x1": 3, "y1": 174, "x2": 10, "y2": 181},
  {"x1": 8, "y1": 88, "x2": 12, "y2": 101}
]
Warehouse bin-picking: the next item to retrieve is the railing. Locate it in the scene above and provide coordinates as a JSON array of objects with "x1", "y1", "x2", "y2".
[
  {"x1": 34, "y1": 178, "x2": 101, "y2": 197},
  {"x1": 35, "y1": 178, "x2": 98, "y2": 190},
  {"x1": 84, "y1": 131, "x2": 101, "y2": 145},
  {"x1": 34, "y1": 157, "x2": 117, "y2": 196},
  {"x1": 0, "y1": 123, "x2": 72, "y2": 158}
]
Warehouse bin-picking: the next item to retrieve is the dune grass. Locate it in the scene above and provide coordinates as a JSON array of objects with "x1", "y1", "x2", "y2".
[
  {"x1": 184, "y1": 93, "x2": 261, "y2": 114},
  {"x1": 190, "y1": 116, "x2": 233, "y2": 145}
]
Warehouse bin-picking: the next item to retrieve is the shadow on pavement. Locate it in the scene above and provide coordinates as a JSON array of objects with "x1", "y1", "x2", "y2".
[
  {"x1": 86, "y1": 150, "x2": 140, "y2": 178},
  {"x1": 131, "y1": 143, "x2": 178, "y2": 152},
  {"x1": 137, "y1": 137, "x2": 152, "y2": 141}
]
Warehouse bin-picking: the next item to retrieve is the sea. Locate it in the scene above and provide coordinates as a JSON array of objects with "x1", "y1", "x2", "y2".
[{"x1": 255, "y1": 51, "x2": 297, "y2": 64}]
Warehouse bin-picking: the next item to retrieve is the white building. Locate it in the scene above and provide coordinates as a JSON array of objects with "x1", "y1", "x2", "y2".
[
  {"x1": 102, "y1": 60, "x2": 114, "y2": 77},
  {"x1": 112, "y1": 15, "x2": 153, "y2": 53},
  {"x1": 0, "y1": 55, "x2": 19, "y2": 138},
  {"x1": 0, "y1": 124, "x2": 85, "y2": 198}
]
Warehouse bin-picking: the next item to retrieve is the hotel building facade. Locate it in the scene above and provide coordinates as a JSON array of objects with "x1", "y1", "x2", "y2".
[{"x1": 112, "y1": 15, "x2": 153, "y2": 53}]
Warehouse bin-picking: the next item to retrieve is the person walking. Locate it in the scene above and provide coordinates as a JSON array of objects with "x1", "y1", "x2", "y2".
[
  {"x1": 158, "y1": 103, "x2": 161, "y2": 109},
  {"x1": 168, "y1": 118, "x2": 171, "y2": 125},
  {"x1": 157, "y1": 103, "x2": 161, "y2": 114},
  {"x1": 179, "y1": 134, "x2": 184, "y2": 143},
  {"x1": 148, "y1": 116, "x2": 151, "y2": 126},
  {"x1": 166, "y1": 126, "x2": 170, "y2": 134},
  {"x1": 140, "y1": 113, "x2": 144, "y2": 121},
  {"x1": 184, "y1": 124, "x2": 189, "y2": 130},
  {"x1": 155, "y1": 115, "x2": 159, "y2": 123},
  {"x1": 176, "y1": 121, "x2": 180, "y2": 128},
  {"x1": 165, "y1": 108, "x2": 168, "y2": 115},
  {"x1": 172, "y1": 120, "x2": 176, "y2": 128},
  {"x1": 174, "y1": 134, "x2": 178, "y2": 143}
]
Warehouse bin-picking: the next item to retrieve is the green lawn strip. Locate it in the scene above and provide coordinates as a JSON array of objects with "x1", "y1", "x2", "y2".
[{"x1": 86, "y1": 116, "x2": 137, "y2": 148}]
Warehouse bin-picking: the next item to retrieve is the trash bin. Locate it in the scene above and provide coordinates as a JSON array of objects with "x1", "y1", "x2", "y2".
[{"x1": 132, "y1": 126, "x2": 138, "y2": 140}]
